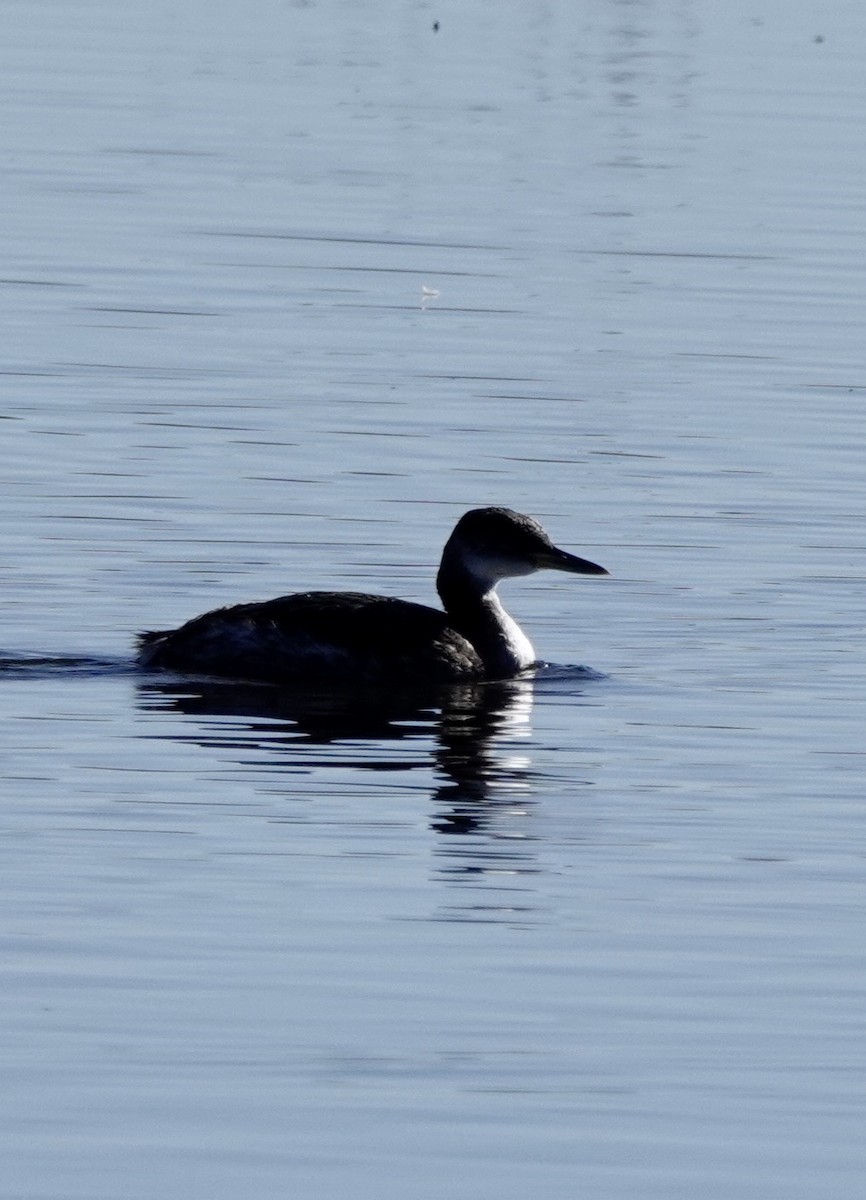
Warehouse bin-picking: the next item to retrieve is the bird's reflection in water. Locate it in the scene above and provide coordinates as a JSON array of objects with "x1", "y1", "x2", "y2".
[
  {"x1": 426, "y1": 680, "x2": 544, "y2": 922},
  {"x1": 137, "y1": 668, "x2": 598, "y2": 921},
  {"x1": 137, "y1": 673, "x2": 535, "y2": 825},
  {"x1": 429, "y1": 679, "x2": 534, "y2": 833}
]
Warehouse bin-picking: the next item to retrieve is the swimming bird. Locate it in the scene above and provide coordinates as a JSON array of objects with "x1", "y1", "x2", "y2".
[{"x1": 136, "y1": 507, "x2": 607, "y2": 684}]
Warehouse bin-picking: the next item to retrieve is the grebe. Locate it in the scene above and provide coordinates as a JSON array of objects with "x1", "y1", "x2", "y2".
[{"x1": 136, "y1": 507, "x2": 608, "y2": 684}]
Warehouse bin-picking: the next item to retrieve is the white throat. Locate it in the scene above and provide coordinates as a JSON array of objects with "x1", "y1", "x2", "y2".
[{"x1": 484, "y1": 590, "x2": 536, "y2": 672}]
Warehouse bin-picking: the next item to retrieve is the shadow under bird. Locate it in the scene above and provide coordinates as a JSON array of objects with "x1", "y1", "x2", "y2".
[{"x1": 137, "y1": 507, "x2": 608, "y2": 684}]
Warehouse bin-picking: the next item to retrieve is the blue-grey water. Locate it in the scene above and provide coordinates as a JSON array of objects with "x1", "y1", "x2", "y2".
[{"x1": 2, "y1": 2, "x2": 865, "y2": 1197}]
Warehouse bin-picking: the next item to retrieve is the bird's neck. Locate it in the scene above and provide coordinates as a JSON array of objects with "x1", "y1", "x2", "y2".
[{"x1": 436, "y1": 559, "x2": 536, "y2": 678}]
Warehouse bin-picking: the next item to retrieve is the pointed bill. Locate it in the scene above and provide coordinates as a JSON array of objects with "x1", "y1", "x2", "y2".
[{"x1": 542, "y1": 546, "x2": 608, "y2": 576}]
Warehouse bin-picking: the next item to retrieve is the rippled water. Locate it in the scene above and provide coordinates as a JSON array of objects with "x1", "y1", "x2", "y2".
[{"x1": 2, "y1": 2, "x2": 866, "y2": 1197}]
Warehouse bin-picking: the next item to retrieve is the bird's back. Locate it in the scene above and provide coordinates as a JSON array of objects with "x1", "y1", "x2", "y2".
[{"x1": 137, "y1": 591, "x2": 485, "y2": 684}]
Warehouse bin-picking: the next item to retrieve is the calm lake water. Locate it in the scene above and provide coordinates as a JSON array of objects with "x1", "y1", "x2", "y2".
[{"x1": 2, "y1": 1, "x2": 865, "y2": 1197}]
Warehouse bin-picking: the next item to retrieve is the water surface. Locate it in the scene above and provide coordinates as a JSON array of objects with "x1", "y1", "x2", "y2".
[{"x1": 2, "y1": 2, "x2": 866, "y2": 1197}]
